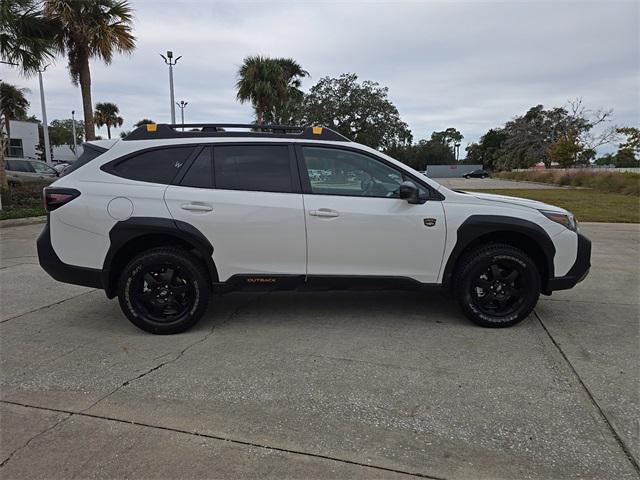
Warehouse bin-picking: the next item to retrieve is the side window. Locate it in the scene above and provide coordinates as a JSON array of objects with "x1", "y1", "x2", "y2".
[
  {"x1": 213, "y1": 145, "x2": 293, "y2": 193},
  {"x1": 302, "y1": 147, "x2": 405, "y2": 198},
  {"x1": 7, "y1": 159, "x2": 33, "y2": 172},
  {"x1": 30, "y1": 161, "x2": 57, "y2": 174},
  {"x1": 181, "y1": 147, "x2": 212, "y2": 188},
  {"x1": 111, "y1": 147, "x2": 194, "y2": 184}
]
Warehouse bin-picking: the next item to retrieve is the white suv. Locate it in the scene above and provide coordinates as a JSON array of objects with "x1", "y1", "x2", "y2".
[{"x1": 37, "y1": 124, "x2": 591, "y2": 334}]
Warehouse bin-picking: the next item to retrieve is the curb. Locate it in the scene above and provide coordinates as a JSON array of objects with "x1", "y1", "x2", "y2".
[{"x1": 0, "y1": 216, "x2": 47, "y2": 229}]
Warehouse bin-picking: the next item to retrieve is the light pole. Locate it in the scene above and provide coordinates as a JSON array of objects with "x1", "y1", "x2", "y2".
[
  {"x1": 38, "y1": 65, "x2": 52, "y2": 165},
  {"x1": 160, "y1": 51, "x2": 182, "y2": 124},
  {"x1": 176, "y1": 101, "x2": 188, "y2": 130},
  {"x1": 71, "y1": 110, "x2": 78, "y2": 160}
]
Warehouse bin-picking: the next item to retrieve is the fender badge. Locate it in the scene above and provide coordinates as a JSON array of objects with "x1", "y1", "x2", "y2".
[{"x1": 423, "y1": 218, "x2": 437, "y2": 227}]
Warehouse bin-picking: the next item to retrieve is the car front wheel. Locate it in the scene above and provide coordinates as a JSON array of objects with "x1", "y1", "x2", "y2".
[
  {"x1": 117, "y1": 247, "x2": 210, "y2": 334},
  {"x1": 454, "y1": 243, "x2": 540, "y2": 327}
]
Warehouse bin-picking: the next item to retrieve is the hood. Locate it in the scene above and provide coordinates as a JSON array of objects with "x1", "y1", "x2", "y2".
[{"x1": 460, "y1": 191, "x2": 567, "y2": 214}]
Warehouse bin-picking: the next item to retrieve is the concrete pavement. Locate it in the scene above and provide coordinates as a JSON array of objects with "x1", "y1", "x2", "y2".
[{"x1": 0, "y1": 222, "x2": 638, "y2": 479}]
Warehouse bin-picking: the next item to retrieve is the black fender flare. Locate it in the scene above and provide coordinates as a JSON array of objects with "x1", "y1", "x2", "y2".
[
  {"x1": 441, "y1": 215, "x2": 556, "y2": 288},
  {"x1": 102, "y1": 217, "x2": 218, "y2": 298}
]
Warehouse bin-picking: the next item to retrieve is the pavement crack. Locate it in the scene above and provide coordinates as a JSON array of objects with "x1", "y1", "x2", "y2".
[
  {"x1": 0, "y1": 412, "x2": 71, "y2": 469},
  {"x1": 0, "y1": 399, "x2": 445, "y2": 479},
  {"x1": 0, "y1": 289, "x2": 97, "y2": 324},
  {"x1": 534, "y1": 310, "x2": 640, "y2": 474},
  {"x1": 81, "y1": 294, "x2": 262, "y2": 413}
]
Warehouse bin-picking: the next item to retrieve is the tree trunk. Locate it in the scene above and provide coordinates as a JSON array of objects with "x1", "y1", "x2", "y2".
[
  {"x1": 78, "y1": 54, "x2": 95, "y2": 141},
  {"x1": 107, "y1": 124, "x2": 111, "y2": 139},
  {"x1": 0, "y1": 116, "x2": 10, "y2": 192}
]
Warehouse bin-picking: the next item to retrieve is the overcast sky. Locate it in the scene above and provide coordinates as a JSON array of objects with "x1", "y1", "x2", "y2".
[{"x1": 3, "y1": 0, "x2": 639, "y2": 154}]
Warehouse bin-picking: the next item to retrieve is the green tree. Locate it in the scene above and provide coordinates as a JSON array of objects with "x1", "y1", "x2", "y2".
[
  {"x1": 464, "y1": 129, "x2": 508, "y2": 169},
  {"x1": 49, "y1": 118, "x2": 84, "y2": 154},
  {"x1": 236, "y1": 56, "x2": 308, "y2": 124},
  {"x1": 617, "y1": 127, "x2": 639, "y2": 159},
  {"x1": 548, "y1": 135, "x2": 582, "y2": 168},
  {"x1": 94, "y1": 102, "x2": 123, "y2": 139},
  {"x1": 133, "y1": 118, "x2": 154, "y2": 127},
  {"x1": 302, "y1": 73, "x2": 412, "y2": 150},
  {"x1": 44, "y1": 0, "x2": 136, "y2": 141},
  {"x1": 0, "y1": 0, "x2": 57, "y2": 75}
]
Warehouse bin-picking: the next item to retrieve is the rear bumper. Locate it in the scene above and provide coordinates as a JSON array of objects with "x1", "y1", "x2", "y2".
[
  {"x1": 545, "y1": 232, "x2": 591, "y2": 292},
  {"x1": 37, "y1": 220, "x2": 103, "y2": 289}
]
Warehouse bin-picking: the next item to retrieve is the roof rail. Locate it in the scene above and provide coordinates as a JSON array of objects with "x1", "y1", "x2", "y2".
[{"x1": 123, "y1": 123, "x2": 350, "y2": 142}]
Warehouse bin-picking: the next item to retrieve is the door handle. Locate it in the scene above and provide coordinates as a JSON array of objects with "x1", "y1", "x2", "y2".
[
  {"x1": 181, "y1": 203, "x2": 213, "y2": 212},
  {"x1": 309, "y1": 209, "x2": 339, "y2": 218}
]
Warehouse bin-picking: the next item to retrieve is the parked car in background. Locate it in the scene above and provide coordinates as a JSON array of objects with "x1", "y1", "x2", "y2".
[
  {"x1": 463, "y1": 169, "x2": 490, "y2": 179},
  {"x1": 6, "y1": 158, "x2": 59, "y2": 185},
  {"x1": 53, "y1": 162, "x2": 72, "y2": 174}
]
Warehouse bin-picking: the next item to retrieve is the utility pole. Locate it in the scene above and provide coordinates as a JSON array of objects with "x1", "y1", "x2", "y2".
[
  {"x1": 38, "y1": 65, "x2": 52, "y2": 164},
  {"x1": 160, "y1": 51, "x2": 182, "y2": 124},
  {"x1": 71, "y1": 110, "x2": 78, "y2": 160},
  {"x1": 176, "y1": 101, "x2": 188, "y2": 131}
]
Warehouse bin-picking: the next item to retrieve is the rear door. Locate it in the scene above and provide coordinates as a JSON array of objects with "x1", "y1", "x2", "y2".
[
  {"x1": 164, "y1": 143, "x2": 307, "y2": 281},
  {"x1": 298, "y1": 145, "x2": 447, "y2": 283}
]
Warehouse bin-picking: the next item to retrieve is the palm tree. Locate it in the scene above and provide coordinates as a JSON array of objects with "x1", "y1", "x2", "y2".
[
  {"x1": 94, "y1": 102, "x2": 123, "y2": 139},
  {"x1": 236, "y1": 56, "x2": 308, "y2": 125},
  {"x1": 134, "y1": 118, "x2": 154, "y2": 127},
  {"x1": 0, "y1": 0, "x2": 56, "y2": 191},
  {"x1": 44, "y1": 0, "x2": 136, "y2": 141},
  {"x1": 273, "y1": 58, "x2": 308, "y2": 124},
  {"x1": 0, "y1": 0, "x2": 57, "y2": 75},
  {"x1": 0, "y1": 83, "x2": 30, "y2": 185}
]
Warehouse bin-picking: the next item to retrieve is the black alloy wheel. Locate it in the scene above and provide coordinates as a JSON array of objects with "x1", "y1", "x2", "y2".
[
  {"x1": 118, "y1": 248, "x2": 210, "y2": 334},
  {"x1": 455, "y1": 244, "x2": 540, "y2": 327}
]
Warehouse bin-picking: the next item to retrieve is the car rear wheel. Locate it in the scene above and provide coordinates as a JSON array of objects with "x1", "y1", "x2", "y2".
[
  {"x1": 117, "y1": 247, "x2": 210, "y2": 334},
  {"x1": 454, "y1": 243, "x2": 540, "y2": 327}
]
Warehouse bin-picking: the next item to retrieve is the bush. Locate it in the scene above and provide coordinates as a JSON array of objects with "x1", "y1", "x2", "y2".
[
  {"x1": 1, "y1": 182, "x2": 47, "y2": 219},
  {"x1": 496, "y1": 170, "x2": 640, "y2": 196}
]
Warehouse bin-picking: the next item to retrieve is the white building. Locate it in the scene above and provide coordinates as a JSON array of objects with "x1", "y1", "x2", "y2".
[
  {"x1": 3, "y1": 119, "x2": 83, "y2": 163},
  {"x1": 4, "y1": 119, "x2": 39, "y2": 159}
]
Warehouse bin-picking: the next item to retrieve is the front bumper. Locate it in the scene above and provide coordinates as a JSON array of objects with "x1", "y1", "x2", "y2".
[
  {"x1": 545, "y1": 232, "x2": 591, "y2": 292},
  {"x1": 37, "y1": 219, "x2": 103, "y2": 289}
]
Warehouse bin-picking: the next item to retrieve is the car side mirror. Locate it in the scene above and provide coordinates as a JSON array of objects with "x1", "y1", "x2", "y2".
[{"x1": 399, "y1": 181, "x2": 421, "y2": 204}]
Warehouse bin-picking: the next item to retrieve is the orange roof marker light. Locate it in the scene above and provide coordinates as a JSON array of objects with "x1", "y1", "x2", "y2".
[
  {"x1": 146, "y1": 123, "x2": 157, "y2": 132},
  {"x1": 312, "y1": 126, "x2": 323, "y2": 135}
]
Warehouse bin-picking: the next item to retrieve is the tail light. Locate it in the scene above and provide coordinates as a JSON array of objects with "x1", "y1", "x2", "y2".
[{"x1": 43, "y1": 188, "x2": 81, "y2": 212}]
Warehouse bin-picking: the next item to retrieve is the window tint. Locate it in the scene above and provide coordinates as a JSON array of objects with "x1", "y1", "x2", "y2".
[
  {"x1": 112, "y1": 147, "x2": 194, "y2": 184},
  {"x1": 181, "y1": 147, "x2": 212, "y2": 188},
  {"x1": 6, "y1": 159, "x2": 33, "y2": 172},
  {"x1": 302, "y1": 147, "x2": 405, "y2": 198},
  {"x1": 30, "y1": 161, "x2": 56, "y2": 174},
  {"x1": 214, "y1": 145, "x2": 293, "y2": 193}
]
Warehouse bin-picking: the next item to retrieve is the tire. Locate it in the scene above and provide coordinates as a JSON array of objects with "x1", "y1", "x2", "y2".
[
  {"x1": 454, "y1": 243, "x2": 540, "y2": 328},
  {"x1": 117, "y1": 247, "x2": 211, "y2": 334}
]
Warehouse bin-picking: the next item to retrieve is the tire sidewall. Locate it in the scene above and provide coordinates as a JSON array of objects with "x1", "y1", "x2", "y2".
[
  {"x1": 458, "y1": 248, "x2": 540, "y2": 328},
  {"x1": 118, "y1": 250, "x2": 209, "y2": 334}
]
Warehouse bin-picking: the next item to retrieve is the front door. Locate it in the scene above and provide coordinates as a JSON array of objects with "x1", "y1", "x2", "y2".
[
  {"x1": 165, "y1": 144, "x2": 307, "y2": 281},
  {"x1": 298, "y1": 145, "x2": 446, "y2": 283}
]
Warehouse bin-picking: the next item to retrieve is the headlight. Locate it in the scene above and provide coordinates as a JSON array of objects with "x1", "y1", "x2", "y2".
[{"x1": 540, "y1": 210, "x2": 578, "y2": 231}]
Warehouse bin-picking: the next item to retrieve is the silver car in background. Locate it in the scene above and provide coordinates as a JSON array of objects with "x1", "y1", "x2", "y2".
[{"x1": 6, "y1": 158, "x2": 59, "y2": 185}]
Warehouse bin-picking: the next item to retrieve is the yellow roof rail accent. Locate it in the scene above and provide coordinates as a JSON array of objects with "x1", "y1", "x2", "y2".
[
  {"x1": 146, "y1": 123, "x2": 157, "y2": 132},
  {"x1": 312, "y1": 126, "x2": 323, "y2": 135}
]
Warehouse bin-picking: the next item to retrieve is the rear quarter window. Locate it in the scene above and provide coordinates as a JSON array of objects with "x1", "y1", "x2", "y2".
[{"x1": 105, "y1": 146, "x2": 195, "y2": 184}]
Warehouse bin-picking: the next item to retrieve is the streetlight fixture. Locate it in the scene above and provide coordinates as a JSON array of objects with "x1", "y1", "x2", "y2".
[
  {"x1": 71, "y1": 110, "x2": 78, "y2": 160},
  {"x1": 160, "y1": 51, "x2": 182, "y2": 124},
  {"x1": 176, "y1": 101, "x2": 188, "y2": 130},
  {"x1": 38, "y1": 64, "x2": 52, "y2": 165}
]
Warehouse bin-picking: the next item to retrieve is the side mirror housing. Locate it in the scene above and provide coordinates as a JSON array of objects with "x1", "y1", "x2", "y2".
[{"x1": 399, "y1": 181, "x2": 421, "y2": 204}]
